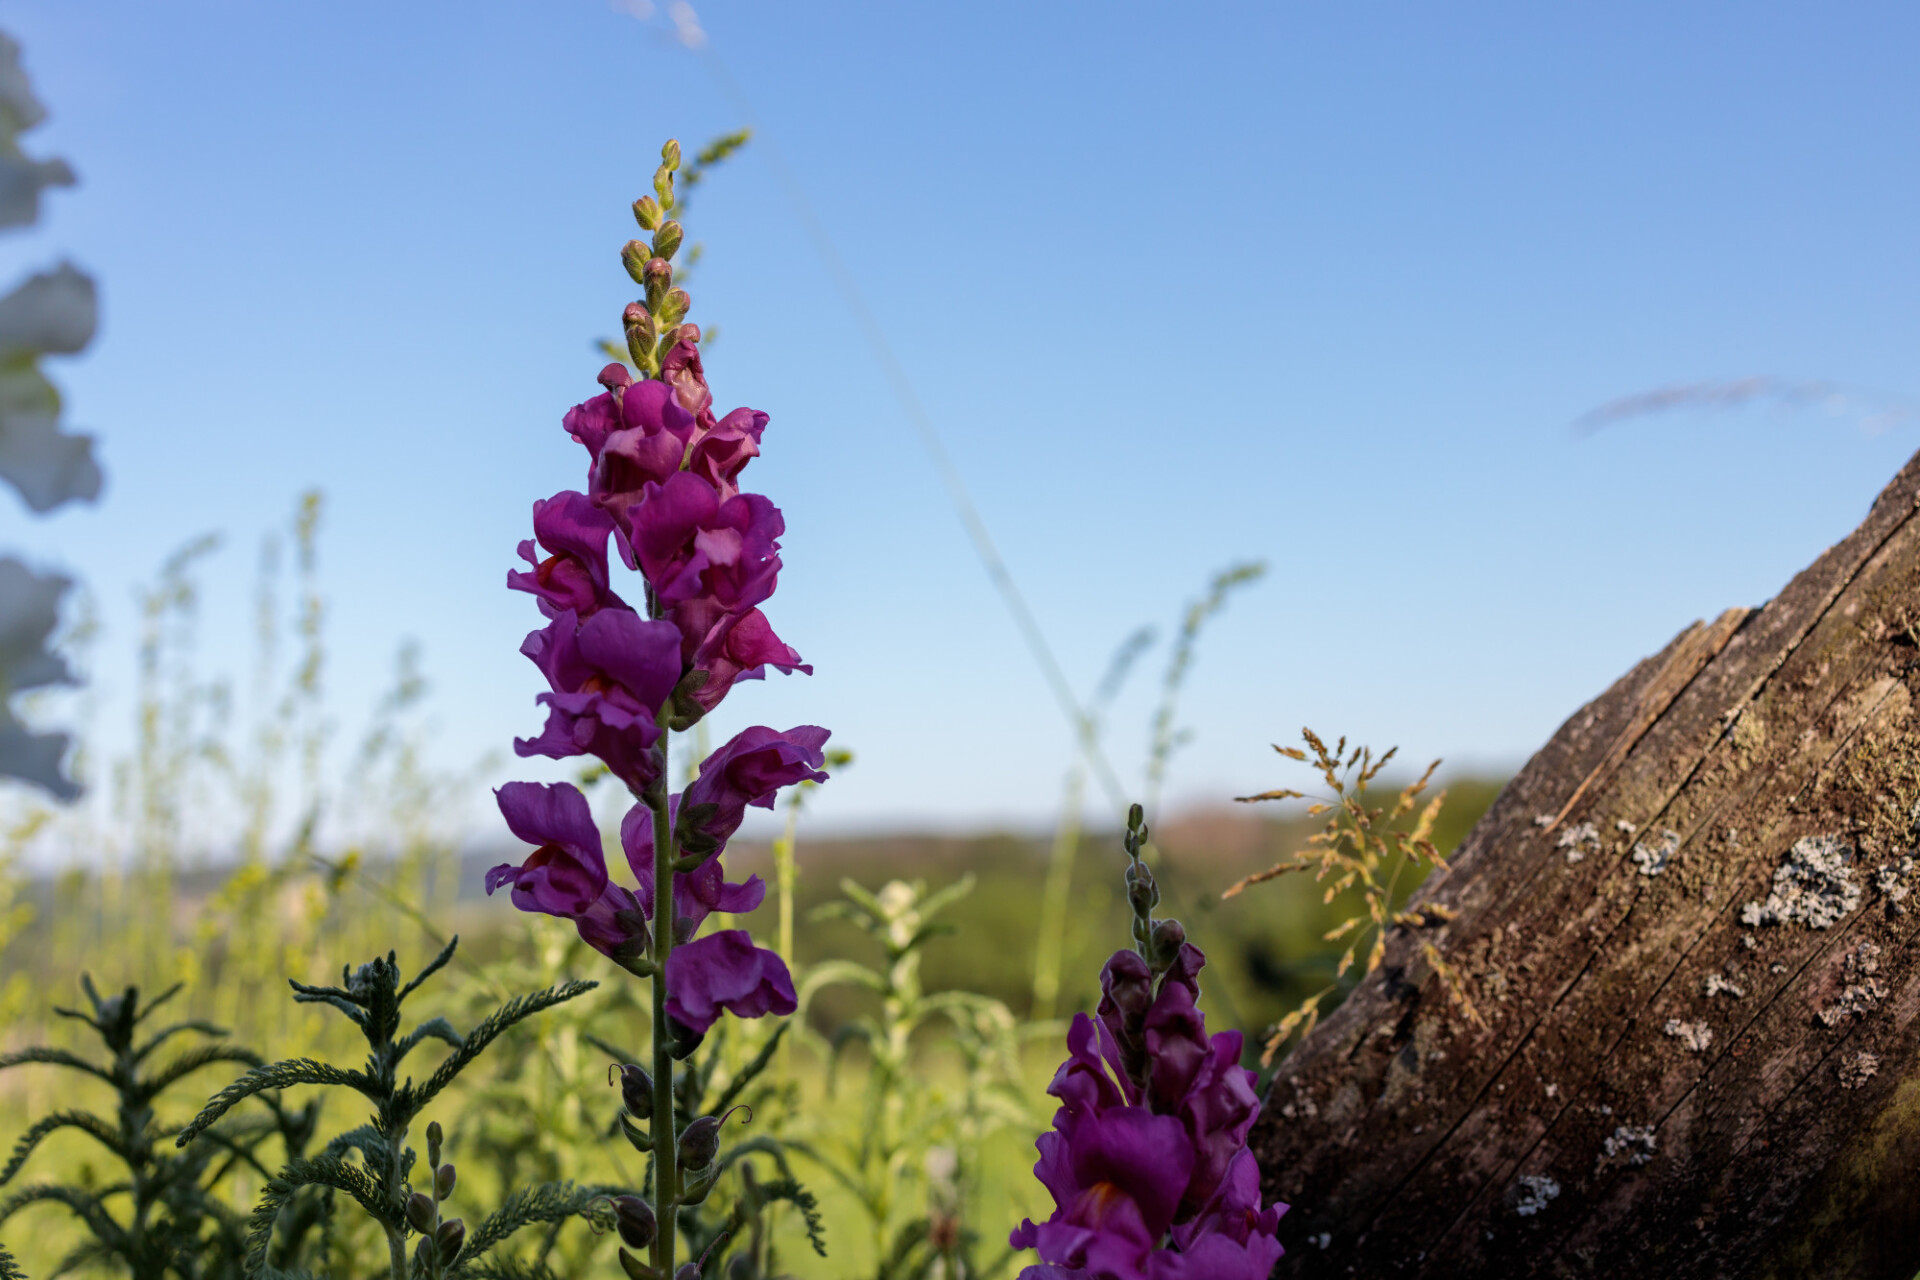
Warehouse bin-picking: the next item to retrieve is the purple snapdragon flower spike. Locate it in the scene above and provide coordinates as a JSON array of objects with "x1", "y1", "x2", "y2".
[
  {"x1": 663, "y1": 928, "x2": 797, "y2": 1034},
  {"x1": 515, "y1": 607, "x2": 683, "y2": 790},
  {"x1": 1013, "y1": 944, "x2": 1285, "y2": 1279},
  {"x1": 507, "y1": 490, "x2": 627, "y2": 619}
]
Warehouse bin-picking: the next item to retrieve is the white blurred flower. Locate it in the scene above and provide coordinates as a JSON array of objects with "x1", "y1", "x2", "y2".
[
  {"x1": 0, "y1": 263, "x2": 101, "y2": 512},
  {"x1": 0, "y1": 31, "x2": 75, "y2": 230},
  {"x1": 0, "y1": 556, "x2": 77, "y2": 799}
]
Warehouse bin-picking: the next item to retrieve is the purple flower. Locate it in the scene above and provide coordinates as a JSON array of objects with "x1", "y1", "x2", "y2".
[
  {"x1": 677, "y1": 725, "x2": 830, "y2": 856},
  {"x1": 507, "y1": 490, "x2": 626, "y2": 619},
  {"x1": 663, "y1": 929, "x2": 797, "y2": 1034},
  {"x1": 486, "y1": 781, "x2": 608, "y2": 915},
  {"x1": 620, "y1": 801, "x2": 766, "y2": 941},
  {"x1": 681, "y1": 607, "x2": 810, "y2": 713},
  {"x1": 627, "y1": 472, "x2": 784, "y2": 611},
  {"x1": 591, "y1": 380, "x2": 701, "y2": 556},
  {"x1": 1014, "y1": 946, "x2": 1285, "y2": 1278},
  {"x1": 659, "y1": 338, "x2": 713, "y2": 423},
  {"x1": 1012, "y1": 1104, "x2": 1194, "y2": 1280},
  {"x1": 485, "y1": 782, "x2": 651, "y2": 968},
  {"x1": 514, "y1": 608, "x2": 683, "y2": 790},
  {"x1": 686, "y1": 406, "x2": 767, "y2": 499}
]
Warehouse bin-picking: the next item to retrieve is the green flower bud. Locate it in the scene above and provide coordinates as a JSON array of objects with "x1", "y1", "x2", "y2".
[
  {"x1": 435, "y1": 1162, "x2": 456, "y2": 1201},
  {"x1": 642, "y1": 258, "x2": 673, "y2": 310},
  {"x1": 425, "y1": 1121, "x2": 443, "y2": 1162},
  {"x1": 661, "y1": 138, "x2": 682, "y2": 170},
  {"x1": 632, "y1": 195, "x2": 663, "y2": 230},
  {"x1": 624, "y1": 303, "x2": 658, "y2": 371},
  {"x1": 622, "y1": 239, "x2": 651, "y2": 284},
  {"x1": 406, "y1": 1191, "x2": 436, "y2": 1233},
  {"x1": 611, "y1": 1193, "x2": 657, "y2": 1250},
  {"x1": 657, "y1": 287, "x2": 691, "y2": 329},
  {"x1": 651, "y1": 221, "x2": 684, "y2": 262},
  {"x1": 653, "y1": 165, "x2": 675, "y2": 211}
]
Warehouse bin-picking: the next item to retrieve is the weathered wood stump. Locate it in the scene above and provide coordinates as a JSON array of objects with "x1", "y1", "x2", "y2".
[{"x1": 1254, "y1": 451, "x2": 1920, "y2": 1278}]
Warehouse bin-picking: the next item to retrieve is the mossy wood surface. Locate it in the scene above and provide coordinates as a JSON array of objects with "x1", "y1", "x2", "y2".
[{"x1": 1254, "y1": 451, "x2": 1920, "y2": 1278}]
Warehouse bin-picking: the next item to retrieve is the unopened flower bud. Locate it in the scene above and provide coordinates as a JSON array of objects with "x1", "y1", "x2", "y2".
[
  {"x1": 679, "y1": 1104, "x2": 750, "y2": 1172},
  {"x1": 1149, "y1": 918, "x2": 1187, "y2": 969},
  {"x1": 643, "y1": 258, "x2": 673, "y2": 309},
  {"x1": 658, "y1": 288, "x2": 691, "y2": 329},
  {"x1": 1125, "y1": 865, "x2": 1158, "y2": 917},
  {"x1": 651, "y1": 221, "x2": 684, "y2": 262},
  {"x1": 624, "y1": 303, "x2": 658, "y2": 370},
  {"x1": 653, "y1": 165, "x2": 675, "y2": 210},
  {"x1": 406, "y1": 1192, "x2": 436, "y2": 1233},
  {"x1": 414, "y1": 1237, "x2": 434, "y2": 1271},
  {"x1": 622, "y1": 239, "x2": 652, "y2": 284},
  {"x1": 612, "y1": 1062, "x2": 654, "y2": 1119},
  {"x1": 633, "y1": 195, "x2": 663, "y2": 230},
  {"x1": 727, "y1": 1254, "x2": 757, "y2": 1280},
  {"x1": 435, "y1": 1162, "x2": 456, "y2": 1201},
  {"x1": 425, "y1": 1121, "x2": 443, "y2": 1159},
  {"x1": 612, "y1": 1193, "x2": 657, "y2": 1250},
  {"x1": 435, "y1": 1218, "x2": 465, "y2": 1262},
  {"x1": 661, "y1": 138, "x2": 682, "y2": 170}
]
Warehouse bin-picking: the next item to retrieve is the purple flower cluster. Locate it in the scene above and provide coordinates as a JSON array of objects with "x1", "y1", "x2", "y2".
[
  {"x1": 1011, "y1": 944, "x2": 1285, "y2": 1279},
  {"x1": 487, "y1": 333, "x2": 827, "y2": 1037}
]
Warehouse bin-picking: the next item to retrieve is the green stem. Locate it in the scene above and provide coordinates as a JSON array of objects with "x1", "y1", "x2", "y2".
[
  {"x1": 649, "y1": 735, "x2": 679, "y2": 1277},
  {"x1": 1030, "y1": 763, "x2": 1084, "y2": 1022}
]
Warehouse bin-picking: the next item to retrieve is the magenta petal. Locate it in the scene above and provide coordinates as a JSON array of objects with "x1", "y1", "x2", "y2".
[{"x1": 663, "y1": 930, "x2": 796, "y2": 1034}]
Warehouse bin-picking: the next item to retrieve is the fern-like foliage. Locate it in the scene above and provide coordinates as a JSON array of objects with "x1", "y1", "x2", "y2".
[
  {"x1": 0, "y1": 1239, "x2": 23, "y2": 1280},
  {"x1": 0, "y1": 976, "x2": 315, "y2": 1280},
  {"x1": 183, "y1": 937, "x2": 599, "y2": 1280}
]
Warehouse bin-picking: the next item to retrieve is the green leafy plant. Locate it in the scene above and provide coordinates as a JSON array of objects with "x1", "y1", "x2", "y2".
[
  {"x1": 0, "y1": 977, "x2": 317, "y2": 1280},
  {"x1": 795, "y1": 877, "x2": 1030, "y2": 1279},
  {"x1": 176, "y1": 938, "x2": 599, "y2": 1280}
]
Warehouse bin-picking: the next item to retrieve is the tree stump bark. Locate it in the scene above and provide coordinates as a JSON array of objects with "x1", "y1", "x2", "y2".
[{"x1": 1253, "y1": 451, "x2": 1920, "y2": 1279}]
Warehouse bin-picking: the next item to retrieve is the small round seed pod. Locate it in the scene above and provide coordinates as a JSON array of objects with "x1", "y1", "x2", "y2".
[
  {"x1": 611, "y1": 1063, "x2": 654, "y2": 1120},
  {"x1": 678, "y1": 1104, "x2": 751, "y2": 1173},
  {"x1": 611, "y1": 1194, "x2": 657, "y2": 1251}
]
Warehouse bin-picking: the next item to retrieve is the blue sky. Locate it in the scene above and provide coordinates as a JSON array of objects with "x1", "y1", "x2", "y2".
[{"x1": 4, "y1": 1, "x2": 1920, "y2": 844}]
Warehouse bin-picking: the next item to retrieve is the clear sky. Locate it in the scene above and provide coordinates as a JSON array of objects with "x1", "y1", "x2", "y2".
[{"x1": 4, "y1": 1, "x2": 1920, "y2": 845}]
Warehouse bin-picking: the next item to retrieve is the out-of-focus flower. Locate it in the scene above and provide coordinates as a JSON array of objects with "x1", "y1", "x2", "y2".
[
  {"x1": 0, "y1": 555, "x2": 75, "y2": 798},
  {"x1": 0, "y1": 33, "x2": 75, "y2": 230}
]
